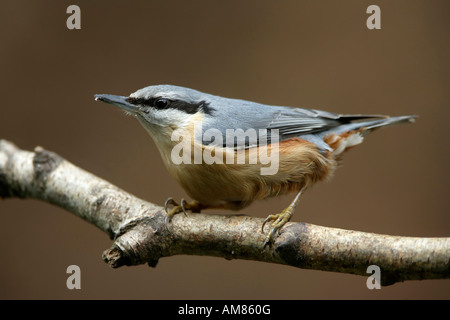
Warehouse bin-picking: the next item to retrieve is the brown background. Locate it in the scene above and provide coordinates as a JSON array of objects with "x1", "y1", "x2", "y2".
[{"x1": 1, "y1": 1, "x2": 449, "y2": 299}]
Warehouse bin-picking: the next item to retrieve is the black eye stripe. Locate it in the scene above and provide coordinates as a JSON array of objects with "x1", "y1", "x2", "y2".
[
  {"x1": 126, "y1": 97, "x2": 215, "y2": 115},
  {"x1": 126, "y1": 97, "x2": 155, "y2": 107}
]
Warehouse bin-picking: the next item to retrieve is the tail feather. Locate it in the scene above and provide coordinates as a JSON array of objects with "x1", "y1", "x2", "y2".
[
  {"x1": 299, "y1": 114, "x2": 417, "y2": 153},
  {"x1": 362, "y1": 115, "x2": 417, "y2": 131},
  {"x1": 315, "y1": 115, "x2": 417, "y2": 154},
  {"x1": 322, "y1": 115, "x2": 417, "y2": 137}
]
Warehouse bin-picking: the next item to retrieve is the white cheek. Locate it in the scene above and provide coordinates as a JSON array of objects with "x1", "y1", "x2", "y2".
[{"x1": 141, "y1": 108, "x2": 193, "y2": 128}]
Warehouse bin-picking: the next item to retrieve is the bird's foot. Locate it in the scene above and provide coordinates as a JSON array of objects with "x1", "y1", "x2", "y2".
[
  {"x1": 261, "y1": 205, "x2": 295, "y2": 248},
  {"x1": 164, "y1": 197, "x2": 204, "y2": 224}
]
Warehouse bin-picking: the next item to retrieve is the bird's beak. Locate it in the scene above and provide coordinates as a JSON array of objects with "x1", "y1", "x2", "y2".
[{"x1": 94, "y1": 94, "x2": 137, "y2": 113}]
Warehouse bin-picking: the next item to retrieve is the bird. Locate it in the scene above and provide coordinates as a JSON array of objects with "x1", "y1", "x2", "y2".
[{"x1": 94, "y1": 85, "x2": 416, "y2": 247}]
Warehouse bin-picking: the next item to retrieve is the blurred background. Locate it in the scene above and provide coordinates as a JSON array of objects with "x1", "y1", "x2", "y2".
[{"x1": 1, "y1": 0, "x2": 449, "y2": 299}]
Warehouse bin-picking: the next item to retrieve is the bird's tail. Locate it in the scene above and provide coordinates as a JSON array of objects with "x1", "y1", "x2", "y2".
[
  {"x1": 327, "y1": 114, "x2": 418, "y2": 137},
  {"x1": 321, "y1": 114, "x2": 417, "y2": 156},
  {"x1": 360, "y1": 115, "x2": 417, "y2": 133}
]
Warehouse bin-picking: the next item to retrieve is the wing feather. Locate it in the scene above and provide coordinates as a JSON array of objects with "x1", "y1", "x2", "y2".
[{"x1": 199, "y1": 96, "x2": 386, "y2": 149}]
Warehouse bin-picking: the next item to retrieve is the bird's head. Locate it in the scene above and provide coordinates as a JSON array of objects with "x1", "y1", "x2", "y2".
[{"x1": 95, "y1": 85, "x2": 215, "y2": 139}]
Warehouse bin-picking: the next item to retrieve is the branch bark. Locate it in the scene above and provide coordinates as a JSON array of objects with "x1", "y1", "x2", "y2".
[{"x1": 0, "y1": 139, "x2": 448, "y2": 286}]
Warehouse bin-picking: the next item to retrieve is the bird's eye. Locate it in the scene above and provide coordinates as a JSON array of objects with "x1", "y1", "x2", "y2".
[{"x1": 155, "y1": 98, "x2": 169, "y2": 108}]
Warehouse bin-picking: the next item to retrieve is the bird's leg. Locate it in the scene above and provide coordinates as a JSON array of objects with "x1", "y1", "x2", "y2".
[
  {"x1": 262, "y1": 188, "x2": 304, "y2": 248},
  {"x1": 164, "y1": 197, "x2": 206, "y2": 224}
]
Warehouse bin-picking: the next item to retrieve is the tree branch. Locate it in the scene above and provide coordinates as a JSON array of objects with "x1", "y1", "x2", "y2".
[{"x1": 0, "y1": 139, "x2": 448, "y2": 286}]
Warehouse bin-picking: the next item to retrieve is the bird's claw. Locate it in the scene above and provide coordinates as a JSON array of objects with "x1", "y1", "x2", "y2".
[
  {"x1": 164, "y1": 197, "x2": 188, "y2": 224},
  {"x1": 164, "y1": 197, "x2": 204, "y2": 224},
  {"x1": 262, "y1": 206, "x2": 295, "y2": 248},
  {"x1": 180, "y1": 199, "x2": 189, "y2": 216},
  {"x1": 164, "y1": 197, "x2": 178, "y2": 213}
]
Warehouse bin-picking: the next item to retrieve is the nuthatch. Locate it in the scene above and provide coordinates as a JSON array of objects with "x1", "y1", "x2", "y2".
[{"x1": 95, "y1": 85, "x2": 416, "y2": 247}]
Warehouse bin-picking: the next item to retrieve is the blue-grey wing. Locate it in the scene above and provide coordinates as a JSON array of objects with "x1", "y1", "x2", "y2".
[
  {"x1": 265, "y1": 107, "x2": 385, "y2": 135},
  {"x1": 198, "y1": 96, "x2": 385, "y2": 150}
]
